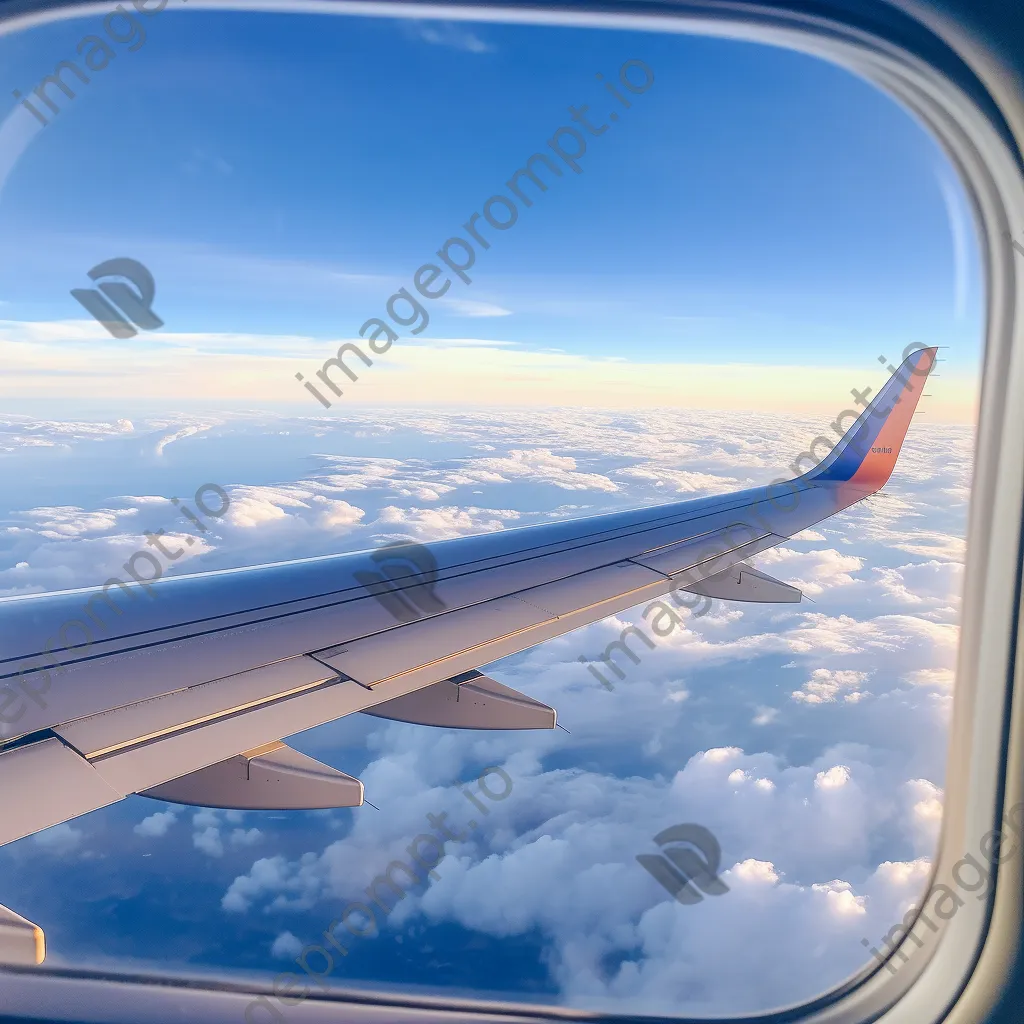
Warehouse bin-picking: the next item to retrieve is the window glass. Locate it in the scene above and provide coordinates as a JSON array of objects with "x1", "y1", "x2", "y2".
[{"x1": 0, "y1": 7, "x2": 982, "y2": 1018}]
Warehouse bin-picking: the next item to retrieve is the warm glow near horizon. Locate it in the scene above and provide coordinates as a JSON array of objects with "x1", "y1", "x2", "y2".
[{"x1": 0, "y1": 321, "x2": 977, "y2": 423}]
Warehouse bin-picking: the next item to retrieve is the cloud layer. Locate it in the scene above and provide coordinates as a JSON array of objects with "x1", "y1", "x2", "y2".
[{"x1": 0, "y1": 403, "x2": 970, "y2": 1016}]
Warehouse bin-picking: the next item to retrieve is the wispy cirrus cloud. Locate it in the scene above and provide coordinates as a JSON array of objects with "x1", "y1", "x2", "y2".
[
  {"x1": 441, "y1": 298, "x2": 513, "y2": 318},
  {"x1": 405, "y1": 20, "x2": 494, "y2": 53}
]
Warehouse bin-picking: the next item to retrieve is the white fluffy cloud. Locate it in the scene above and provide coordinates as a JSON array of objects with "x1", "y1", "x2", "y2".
[
  {"x1": 270, "y1": 931, "x2": 304, "y2": 959},
  {"x1": 30, "y1": 823, "x2": 83, "y2": 856},
  {"x1": 135, "y1": 810, "x2": 180, "y2": 838},
  {"x1": 793, "y1": 669, "x2": 869, "y2": 705}
]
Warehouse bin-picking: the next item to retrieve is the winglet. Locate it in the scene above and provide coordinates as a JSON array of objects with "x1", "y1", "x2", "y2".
[{"x1": 808, "y1": 347, "x2": 936, "y2": 490}]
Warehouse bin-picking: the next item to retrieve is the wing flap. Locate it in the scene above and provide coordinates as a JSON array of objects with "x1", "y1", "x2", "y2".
[
  {"x1": 0, "y1": 735, "x2": 124, "y2": 847},
  {"x1": 312, "y1": 595, "x2": 557, "y2": 687},
  {"x1": 510, "y1": 561, "x2": 665, "y2": 617},
  {"x1": 84, "y1": 672, "x2": 363, "y2": 798},
  {"x1": 630, "y1": 528, "x2": 785, "y2": 581},
  {"x1": 55, "y1": 656, "x2": 338, "y2": 759}
]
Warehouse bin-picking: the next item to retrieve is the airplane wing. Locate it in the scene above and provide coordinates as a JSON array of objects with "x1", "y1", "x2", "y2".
[{"x1": 0, "y1": 347, "x2": 934, "y2": 963}]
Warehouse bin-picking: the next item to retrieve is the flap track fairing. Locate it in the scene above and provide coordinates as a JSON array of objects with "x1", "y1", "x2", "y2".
[
  {"x1": 138, "y1": 742, "x2": 362, "y2": 809},
  {"x1": 363, "y1": 671, "x2": 556, "y2": 730},
  {"x1": 0, "y1": 904, "x2": 44, "y2": 966},
  {"x1": 682, "y1": 561, "x2": 802, "y2": 603}
]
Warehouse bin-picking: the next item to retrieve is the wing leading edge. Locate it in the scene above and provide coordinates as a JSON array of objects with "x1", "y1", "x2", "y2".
[{"x1": 0, "y1": 349, "x2": 935, "y2": 923}]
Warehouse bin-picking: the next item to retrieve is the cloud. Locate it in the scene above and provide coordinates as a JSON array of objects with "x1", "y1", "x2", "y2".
[
  {"x1": 135, "y1": 810, "x2": 180, "y2": 838},
  {"x1": 614, "y1": 465, "x2": 738, "y2": 495},
  {"x1": 270, "y1": 931, "x2": 303, "y2": 959},
  {"x1": 909, "y1": 779, "x2": 944, "y2": 825},
  {"x1": 406, "y1": 20, "x2": 494, "y2": 53},
  {"x1": 230, "y1": 828, "x2": 263, "y2": 848},
  {"x1": 450, "y1": 448, "x2": 620, "y2": 493},
  {"x1": 441, "y1": 298, "x2": 512, "y2": 317},
  {"x1": 220, "y1": 740, "x2": 945, "y2": 1014},
  {"x1": 904, "y1": 668, "x2": 955, "y2": 689},
  {"x1": 21, "y1": 505, "x2": 139, "y2": 538},
  {"x1": 200, "y1": 404, "x2": 966, "y2": 1009},
  {"x1": 792, "y1": 669, "x2": 869, "y2": 705},
  {"x1": 0, "y1": 413, "x2": 134, "y2": 453},
  {"x1": 221, "y1": 485, "x2": 364, "y2": 533},
  {"x1": 154, "y1": 423, "x2": 218, "y2": 456},
  {"x1": 873, "y1": 561, "x2": 963, "y2": 613},
  {"x1": 814, "y1": 765, "x2": 852, "y2": 789},
  {"x1": 314, "y1": 457, "x2": 458, "y2": 503},
  {"x1": 757, "y1": 547, "x2": 864, "y2": 596},
  {"x1": 194, "y1": 826, "x2": 224, "y2": 858},
  {"x1": 30, "y1": 823, "x2": 83, "y2": 856},
  {"x1": 369, "y1": 504, "x2": 521, "y2": 541},
  {"x1": 182, "y1": 148, "x2": 233, "y2": 178}
]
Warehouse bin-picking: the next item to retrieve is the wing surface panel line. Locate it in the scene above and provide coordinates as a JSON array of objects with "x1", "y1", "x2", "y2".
[
  {"x1": 83, "y1": 676, "x2": 334, "y2": 761},
  {"x1": 0, "y1": 482, "x2": 820, "y2": 676},
  {"x1": 0, "y1": 479, "x2": 821, "y2": 671}
]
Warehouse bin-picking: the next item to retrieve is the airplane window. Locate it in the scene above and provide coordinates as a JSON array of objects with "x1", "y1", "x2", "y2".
[{"x1": 0, "y1": 5, "x2": 984, "y2": 1019}]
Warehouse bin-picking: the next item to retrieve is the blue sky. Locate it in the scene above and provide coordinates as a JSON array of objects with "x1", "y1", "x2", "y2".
[{"x1": 0, "y1": 6, "x2": 982, "y2": 413}]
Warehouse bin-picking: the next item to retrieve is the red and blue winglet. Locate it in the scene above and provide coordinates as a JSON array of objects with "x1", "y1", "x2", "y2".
[{"x1": 806, "y1": 346, "x2": 937, "y2": 492}]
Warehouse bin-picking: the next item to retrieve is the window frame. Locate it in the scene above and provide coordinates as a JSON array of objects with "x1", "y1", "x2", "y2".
[{"x1": 0, "y1": 0, "x2": 1022, "y2": 1022}]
